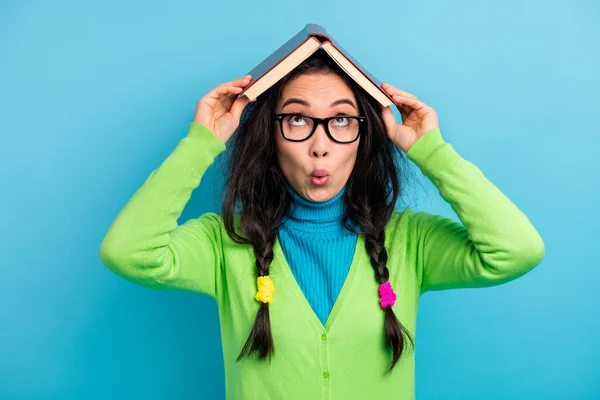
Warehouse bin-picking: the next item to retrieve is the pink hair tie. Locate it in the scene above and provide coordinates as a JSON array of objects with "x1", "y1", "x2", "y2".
[{"x1": 378, "y1": 281, "x2": 397, "y2": 309}]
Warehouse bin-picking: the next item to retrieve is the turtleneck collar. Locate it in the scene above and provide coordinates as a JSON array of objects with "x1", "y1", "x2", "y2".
[{"x1": 282, "y1": 182, "x2": 348, "y2": 232}]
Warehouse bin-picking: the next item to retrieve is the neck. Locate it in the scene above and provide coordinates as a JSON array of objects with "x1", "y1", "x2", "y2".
[{"x1": 283, "y1": 182, "x2": 347, "y2": 232}]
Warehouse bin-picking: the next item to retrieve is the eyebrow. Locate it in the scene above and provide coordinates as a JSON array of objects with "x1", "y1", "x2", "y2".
[{"x1": 281, "y1": 97, "x2": 357, "y2": 110}]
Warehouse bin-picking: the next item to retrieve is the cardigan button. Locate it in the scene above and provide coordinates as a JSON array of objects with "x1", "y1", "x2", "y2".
[
  {"x1": 321, "y1": 333, "x2": 327, "y2": 340},
  {"x1": 322, "y1": 371, "x2": 329, "y2": 379}
]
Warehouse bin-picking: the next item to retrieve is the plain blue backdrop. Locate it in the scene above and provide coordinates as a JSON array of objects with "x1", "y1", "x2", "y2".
[{"x1": 1, "y1": 0, "x2": 598, "y2": 399}]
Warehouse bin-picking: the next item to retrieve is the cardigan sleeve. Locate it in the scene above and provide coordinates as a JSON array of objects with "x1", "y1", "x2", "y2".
[
  {"x1": 99, "y1": 122, "x2": 226, "y2": 300},
  {"x1": 404, "y1": 127, "x2": 545, "y2": 295}
]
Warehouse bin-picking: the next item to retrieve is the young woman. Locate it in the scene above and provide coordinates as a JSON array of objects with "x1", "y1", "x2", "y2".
[{"x1": 100, "y1": 49, "x2": 545, "y2": 399}]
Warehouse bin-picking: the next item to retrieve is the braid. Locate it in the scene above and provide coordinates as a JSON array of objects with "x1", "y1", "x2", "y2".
[
  {"x1": 236, "y1": 239, "x2": 277, "y2": 362},
  {"x1": 363, "y1": 219, "x2": 415, "y2": 373}
]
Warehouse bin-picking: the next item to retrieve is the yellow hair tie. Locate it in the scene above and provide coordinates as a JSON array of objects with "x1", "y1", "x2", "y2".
[{"x1": 255, "y1": 275, "x2": 274, "y2": 304}]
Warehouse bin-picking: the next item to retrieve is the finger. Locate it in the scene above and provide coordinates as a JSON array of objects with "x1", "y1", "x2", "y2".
[
  {"x1": 381, "y1": 83, "x2": 417, "y2": 99},
  {"x1": 384, "y1": 86, "x2": 417, "y2": 99},
  {"x1": 221, "y1": 74, "x2": 252, "y2": 88},
  {"x1": 222, "y1": 92, "x2": 237, "y2": 110},
  {"x1": 381, "y1": 105, "x2": 398, "y2": 133},
  {"x1": 206, "y1": 77, "x2": 252, "y2": 104},
  {"x1": 393, "y1": 102, "x2": 409, "y2": 120},
  {"x1": 207, "y1": 85, "x2": 244, "y2": 101},
  {"x1": 391, "y1": 94, "x2": 426, "y2": 110},
  {"x1": 381, "y1": 100, "x2": 406, "y2": 122},
  {"x1": 230, "y1": 94, "x2": 251, "y2": 123},
  {"x1": 201, "y1": 85, "x2": 243, "y2": 110},
  {"x1": 223, "y1": 79, "x2": 253, "y2": 109}
]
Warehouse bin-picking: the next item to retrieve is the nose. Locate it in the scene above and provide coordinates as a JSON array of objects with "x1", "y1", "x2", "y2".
[{"x1": 310, "y1": 122, "x2": 329, "y2": 157}]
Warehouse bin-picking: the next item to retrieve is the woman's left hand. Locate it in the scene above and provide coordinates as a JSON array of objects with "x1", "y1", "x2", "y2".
[{"x1": 380, "y1": 82, "x2": 439, "y2": 153}]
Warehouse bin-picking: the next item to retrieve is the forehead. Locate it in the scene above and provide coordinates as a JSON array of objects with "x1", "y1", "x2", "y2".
[{"x1": 279, "y1": 73, "x2": 356, "y2": 108}]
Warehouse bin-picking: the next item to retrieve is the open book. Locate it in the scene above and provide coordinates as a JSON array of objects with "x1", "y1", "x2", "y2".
[{"x1": 240, "y1": 23, "x2": 394, "y2": 107}]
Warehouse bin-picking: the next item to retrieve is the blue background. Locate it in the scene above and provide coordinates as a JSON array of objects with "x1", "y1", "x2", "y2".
[{"x1": 1, "y1": 0, "x2": 598, "y2": 398}]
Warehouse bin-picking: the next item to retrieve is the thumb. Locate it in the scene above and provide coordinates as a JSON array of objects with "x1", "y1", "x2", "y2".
[
  {"x1": 381, "y1": 105, "x2": 398, "y2": 133},
  {"x1": 230, "y1": 94, "x2": 251, "y2": 124}
]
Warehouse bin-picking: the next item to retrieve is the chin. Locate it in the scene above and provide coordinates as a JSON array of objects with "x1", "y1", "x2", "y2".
[{"x1": 306, "y1": 187, "x2": 334, "y2": 201}]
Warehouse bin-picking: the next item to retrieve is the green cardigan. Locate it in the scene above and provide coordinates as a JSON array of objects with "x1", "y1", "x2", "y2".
[{"x1": 99, "y1": 121, "x2": 545, "y2": 400}]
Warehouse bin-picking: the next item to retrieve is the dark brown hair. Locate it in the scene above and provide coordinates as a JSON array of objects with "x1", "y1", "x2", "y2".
[{"x1": 219, "y1": 48, "x2": 415, "y2": 373}]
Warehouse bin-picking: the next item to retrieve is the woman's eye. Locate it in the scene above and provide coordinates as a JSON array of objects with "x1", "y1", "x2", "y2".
[
  {"x1": 290, "y1": 115, "x2": 306, "y2": 125},
  {"x1": 333, "y1": 117, "x2": 349, "y2": 125}
]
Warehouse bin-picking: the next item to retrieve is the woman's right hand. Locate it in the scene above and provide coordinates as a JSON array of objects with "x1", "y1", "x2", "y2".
[{"x1": 193, "y1": 74, "x2": 253, "y2": 145}]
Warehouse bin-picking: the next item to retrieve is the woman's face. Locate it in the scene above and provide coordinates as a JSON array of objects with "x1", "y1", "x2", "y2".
[{"x1": 274, "y1": 72, "x2": 360, "y2": 202}]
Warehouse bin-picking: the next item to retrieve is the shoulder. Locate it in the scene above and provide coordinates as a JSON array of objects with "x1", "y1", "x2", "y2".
[
  {"x1": 184, "y1": 211, "x2": 245, "y2": 246},
  {"x1": 178, "y1": 212, "x2": 225, "y2": 246},
  {"x1": 188, "y1": 211, "x2": 242, "y2": 228},
  {"x1": 188, "y1": 211, "x2": 224, "y2": 229},
  {"x1": 382, "y1": 207, "x2": 413, "y2": 253},
  {"x1": 385, "y1": 207, "x2": 460, "y2": 258},
  {"x1": 385, "y1": 206, "x2": 416, "y2": 237},
  {"x1": 386, "y1": 207, "x2": 448, "y2": 233},
  {"x1": 384, "y1": 207, "x2": 426, "y2": 255}
]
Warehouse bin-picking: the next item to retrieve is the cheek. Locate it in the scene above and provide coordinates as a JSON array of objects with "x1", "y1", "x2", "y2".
[
  {"x1": 275, "y1": 141, "x2": 304, "y2": 174},
  {"x1": 344, "y1": 146, "x2": 360, "y2": 168}
]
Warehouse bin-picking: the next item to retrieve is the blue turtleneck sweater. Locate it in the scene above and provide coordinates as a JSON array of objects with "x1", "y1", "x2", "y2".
[{"x1": 278, "y1": 182, "x2": 360, "y2": 327}]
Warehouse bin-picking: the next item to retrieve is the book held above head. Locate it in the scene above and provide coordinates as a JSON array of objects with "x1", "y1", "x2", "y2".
[{"x1": 240, "y1": 23, "x2": 395, "y2": 107}]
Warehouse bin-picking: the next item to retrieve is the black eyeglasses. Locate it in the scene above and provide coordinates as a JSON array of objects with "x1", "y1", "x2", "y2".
[{"x1": 274, "y1": 113, "x2": 366, "y2": 144}]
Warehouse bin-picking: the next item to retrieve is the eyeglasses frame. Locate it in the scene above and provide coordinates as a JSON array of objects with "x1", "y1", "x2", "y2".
[{"x1": 273, "y1": 113, "x2": 366, "y2": 144}]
